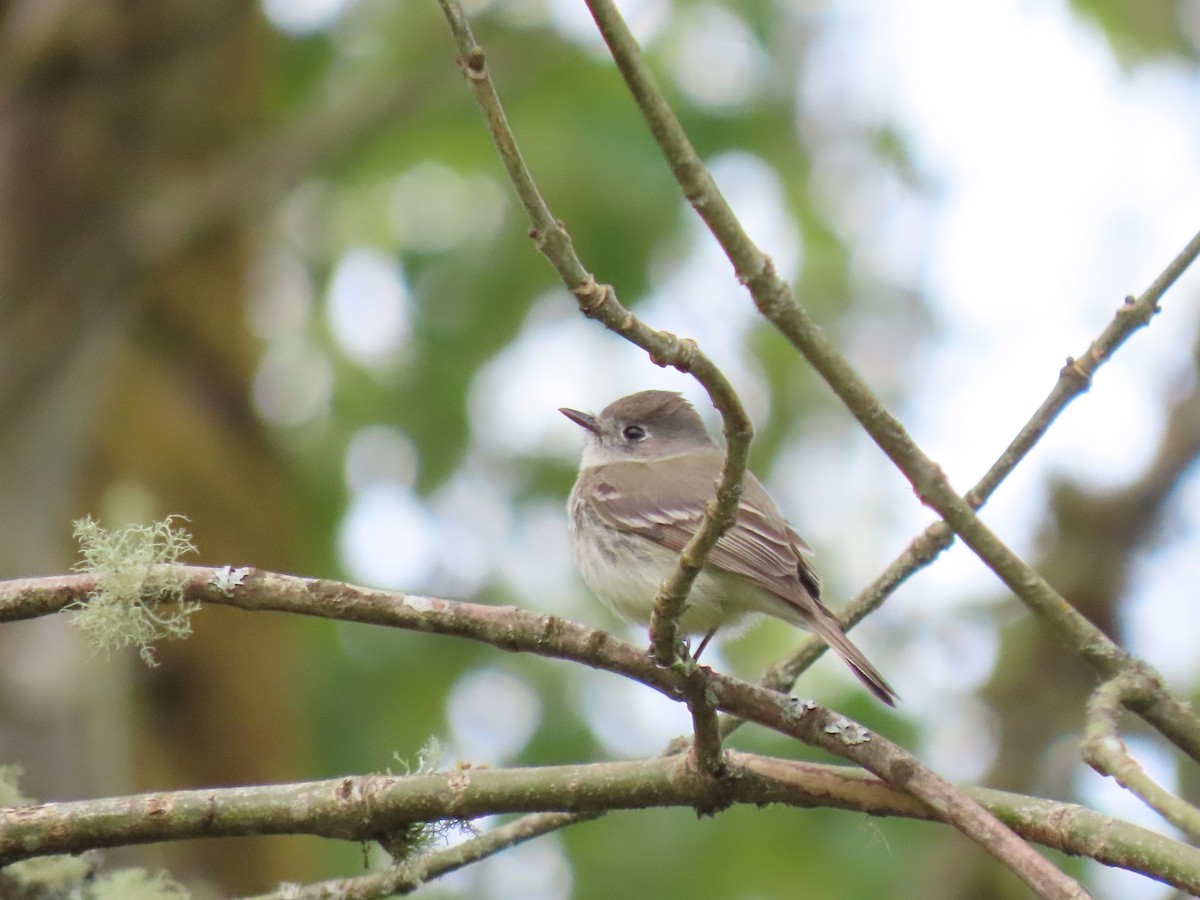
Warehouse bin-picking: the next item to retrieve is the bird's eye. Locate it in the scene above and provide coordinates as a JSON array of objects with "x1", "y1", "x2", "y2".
[{"x1": 622, "y1": 424, "x2": 647, "y2": 442}]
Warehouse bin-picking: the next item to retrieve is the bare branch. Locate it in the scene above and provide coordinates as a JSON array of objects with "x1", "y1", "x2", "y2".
[
  {"x1": 579, "y1": 0, "x2": 1200, "y2": 769},
  {"x1": 679, "y1": 667, "x2": 726, "y2": 776},
  {"x1": 244, "y1": 812, "x2": 588, "y2": 900},
  {"x1": 770, "y1": 235, "x2": 1200, "y2": 693},
  {"x1": 1084, "y1": 674, "x2": 1200, "y2": 842}
]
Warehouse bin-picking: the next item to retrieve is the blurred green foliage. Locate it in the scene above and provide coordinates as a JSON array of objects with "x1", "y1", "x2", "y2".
[
  {"x1": 275, "y1": 6, "x2": 918, "y2": 893},
  {"x1": 255, "y1": 1, "x2": 1198, "y2": 894},
  {"x1": 4, "y1": 0, "x2": 1198, "y2": 895},
  {"x1": 1070, "y1": 0, "x2": 1196, "y2": 61}
]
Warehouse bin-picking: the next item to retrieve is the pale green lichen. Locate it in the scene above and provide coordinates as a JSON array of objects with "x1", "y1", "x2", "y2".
[
  {"x1": 91, "y1": 867, "x2": 190, "y2": 899},
  {"x1": 5, "y1": 854, "x2": 94, "y2": 890},
  {"x1": 379, "y1": 821, "x2": 437, "y2": 863},
  {"x1": 378, "y1": 737, "x2": 480, "y2": 862},
  {"x1": 6, "y1": 858, "x2": 189, "y2": 898},
  {"x1": 415, "y1": 736, "x2": 447, "y2": 774},
  {"x1": 780, "y1": 697, "x2": 817, "y2": 724},
  {"x1": 392, "y1": 736, "x2": 446, "y2": 777},
  {"x1": 209, "y1": 565, "x2": 250, "y2": 596},
  {"x1": 69, "y1": 516, "x2": 199, "y2": 667},
  {"x1": 0, "y1": 763, "x2": 29, "y2": 807},
  {"x1": 823, "y1": 717, "x2": 872, "y2": 745},
  {"x1": 379, "y1": 737, "x2": 453, "y2": 860}
]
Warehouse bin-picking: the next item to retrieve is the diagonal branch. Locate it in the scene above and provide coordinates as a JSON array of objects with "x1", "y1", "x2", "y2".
[
  {"x1": 581, "y1": 0, "x2": 1200, "y2": 767},
  {"x1": 243, "y1": 811, "x2": 589, "y2": 900},
  {"x1": 766, "y1": 238, "x2": 1198, "y2": 694}
]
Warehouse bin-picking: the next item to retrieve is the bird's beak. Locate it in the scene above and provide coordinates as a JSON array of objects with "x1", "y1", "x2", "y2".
[{"x1": 559, "y1": 407, "x2": 599, "y2": 434}]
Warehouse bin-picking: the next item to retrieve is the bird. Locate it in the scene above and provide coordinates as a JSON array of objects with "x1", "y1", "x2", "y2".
[{"x1": 560, "y1": 389, "x2": 897, "y2": 705}]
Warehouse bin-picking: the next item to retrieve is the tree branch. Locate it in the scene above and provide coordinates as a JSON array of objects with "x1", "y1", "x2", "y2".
[
  {"x1": 3, "y1": 747, "x2": 1194, "y2": 896},
  {"x1": 766, "y1": 241, "x2": 1195, "y2": 694},
  {"x1": 1083, "y1": 674, "x2": 1200, "y2": 842},
  {"x1": 2, "y1": 569, "x2": 1085, "y2": 897},
  {"x1": 244, "y1": 812, "x2": 588, "y2": 900},
  {"x1": 580, "y1": 0, "x2": 1200, "y2": 768}
]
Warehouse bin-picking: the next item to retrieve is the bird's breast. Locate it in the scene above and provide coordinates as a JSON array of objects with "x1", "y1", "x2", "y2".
[{"x1": 567, "y1": 487, "x2": 744, "y2": 633}]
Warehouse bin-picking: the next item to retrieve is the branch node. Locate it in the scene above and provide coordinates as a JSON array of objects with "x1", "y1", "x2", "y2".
[
  {"x1": 571, "y1": 275, "x2": 608, "y2": 316},
  {"x1": 464, "y1": 48, "x2": 487, "y2": 80},
  {"x1": 1060, "y1": 356, "x2": 1092, "y2": 389},
  {"x1": 646, "y1": 332, "x2": 681, "y2": 368}
]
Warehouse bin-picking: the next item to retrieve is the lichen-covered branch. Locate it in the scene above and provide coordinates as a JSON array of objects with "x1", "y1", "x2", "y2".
[
  {"x1": 2, "y1": 747, "x2": 1195, "y2": 896},
  {"x1": 1, "y1": 568, "x2": 1083, "y2": 897}
]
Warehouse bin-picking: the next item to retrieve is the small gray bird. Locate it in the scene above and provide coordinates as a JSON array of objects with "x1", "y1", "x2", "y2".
[{"x1": 561, "y1": 390, "x2": 897, "y2": 705}]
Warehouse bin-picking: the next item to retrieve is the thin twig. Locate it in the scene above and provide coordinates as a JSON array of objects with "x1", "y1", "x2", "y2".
[
  {"x1": 767, "y1": 236, "x2": 1197, "y2": 694},
  {"x1": 243, "y1": 812, "x2": 587, "y2": 900},
  {"x1": 680, "y1": 666, "x2": 726, "y2": 775},
  {"x1": 1083, "y1": 674, "x2": 1200, "y2": 842}
]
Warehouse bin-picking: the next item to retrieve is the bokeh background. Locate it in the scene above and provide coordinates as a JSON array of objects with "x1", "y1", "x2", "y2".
[{"x1": 2, "y1": 0, "x2": 1200, "y2": 896}]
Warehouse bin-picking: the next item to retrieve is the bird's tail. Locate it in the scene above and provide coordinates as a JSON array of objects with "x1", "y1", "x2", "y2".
[{"x1": 805, "y1": 606, "x2": 898, "y2": 707}]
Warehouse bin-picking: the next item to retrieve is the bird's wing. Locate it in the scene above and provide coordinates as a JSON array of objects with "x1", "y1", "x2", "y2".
[
  {"x1": 579, "y1": 457, "x2": 898, "y2": 706},
  {"x1": 578, "y1": 456, "x2": 821, "y2": 601}
]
